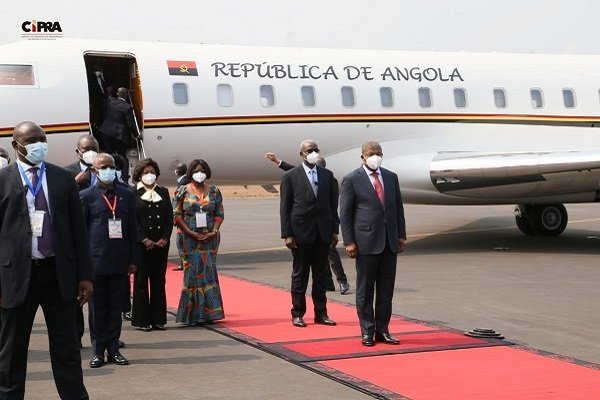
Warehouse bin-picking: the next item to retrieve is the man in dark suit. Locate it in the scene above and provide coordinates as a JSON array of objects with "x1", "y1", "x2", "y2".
[
  {"x1": 87, "y1": 64, "x2": 110, "y2": 149},
  {"x1": 80, "y1": 153, "x2": 140, "y2": 368},
  {"x1": 99, "y1": 87, "x2": 138, "y2": 178},
  {"x1": 0, "y1": 121, "x2": 92, "y2": 399},
  {"x1": 64, "y1": 134, "x2": 99, "y2": 347},
  {"x1": 280, "y1": 140, "x2": 339, "y2": 327},
  {"x1": 340, "y1": 141, "x2": 406, "y2": 347},
  {"x1": 266, "y1": 152, "x2": 350, "y2": 295}
]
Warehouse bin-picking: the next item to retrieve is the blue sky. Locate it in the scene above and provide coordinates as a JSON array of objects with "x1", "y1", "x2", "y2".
[{"x1": 2, "y1": 0, "x2": 599, "y2": 53}]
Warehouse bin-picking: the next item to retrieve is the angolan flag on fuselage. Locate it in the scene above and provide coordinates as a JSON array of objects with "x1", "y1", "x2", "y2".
[{"x1": 167, "y1": 60, "x2": 198, "y2": 76}]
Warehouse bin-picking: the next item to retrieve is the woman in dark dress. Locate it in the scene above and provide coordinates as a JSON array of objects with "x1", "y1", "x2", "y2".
[{"x1": 131, "y1": 158, "x2": 173, "y2": 331}]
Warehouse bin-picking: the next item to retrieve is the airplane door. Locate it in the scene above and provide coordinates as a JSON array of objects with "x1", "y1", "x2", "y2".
[{"x1": 83, "y1": 52, "x2": 144, "y2": 152}]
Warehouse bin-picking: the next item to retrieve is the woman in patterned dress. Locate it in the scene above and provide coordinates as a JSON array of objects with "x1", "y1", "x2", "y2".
[{"x1": 173, "y1": 159, "x2": 225, "y2": 325}]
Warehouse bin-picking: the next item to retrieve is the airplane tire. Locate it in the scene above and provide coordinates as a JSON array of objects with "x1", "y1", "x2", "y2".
[
  {"x1": 528, "y1": 204, "x2": 568, "y2": 236},
  {"x1": 514, "y1": 205, "x2": 535, "y2": 235}
]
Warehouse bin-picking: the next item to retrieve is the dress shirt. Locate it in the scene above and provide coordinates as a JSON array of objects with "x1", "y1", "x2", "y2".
[
  {"x1": 16, "y1": 159, "x2": 52, "y2": 259},
  {"x1": 362, "y1": 164, "x2": 385, "y2": 191}
]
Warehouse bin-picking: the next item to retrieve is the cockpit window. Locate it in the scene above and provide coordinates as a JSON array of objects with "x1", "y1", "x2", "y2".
[{"x1": 0, "y1": 65, "x2": 35, "y2": 86}]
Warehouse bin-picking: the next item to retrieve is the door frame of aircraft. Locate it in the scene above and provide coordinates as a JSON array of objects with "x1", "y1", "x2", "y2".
[{"x1": 83, "y1": 51, "x2": 144, "y2": 153}]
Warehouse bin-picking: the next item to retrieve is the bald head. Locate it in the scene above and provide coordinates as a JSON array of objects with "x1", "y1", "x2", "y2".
[
  {"x1": 93, "y1": 153, "x2": 115, "y2": 170},
  {"x1": 117, "y1": 87, "x2": 128, "y2": 99},
  {"x1": 11, "y1": 121, "x2": 47, "y2": 164},
  {"x1": 77, "y1": 134, "x2": 99, "y2": 152}
]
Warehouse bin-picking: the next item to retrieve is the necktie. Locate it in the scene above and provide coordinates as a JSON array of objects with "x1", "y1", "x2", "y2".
[
  {"x1": 310, "y1": 170, "x2": 318, "y2": 196},
  {"x1": 371, "y1": 171, "x2": 385, "y2": 207},
  {"x1": 30, "y1": 167, "x2": 53, "y2": 257}
]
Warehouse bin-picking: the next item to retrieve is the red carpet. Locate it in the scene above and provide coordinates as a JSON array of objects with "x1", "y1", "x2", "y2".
[{"x1": 164, "y1": 262, "x2": 600, "y2": 399}]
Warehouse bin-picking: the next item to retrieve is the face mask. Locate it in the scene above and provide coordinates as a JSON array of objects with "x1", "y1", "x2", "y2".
[
  {"x1": 0, "y1": 157, "x2": 8, "y2": 169},
  {"x1": 97, "y1": 168, "x2": 116, "y2": 184},
  {"x1": 141, "y1": 173, "x2": 156, "y2": 186},
  {"x1": 192, "y1": 172, "x2": 206, "y2": 183},
  {"x1": 81, "y1": 150, "x2": 98, "y2": 166},
  {"x1": 95, "y1": 71, "x2": 103, "y2": 77},
  {"x1": 115, "y1": 170, "x2": 122, "y2": 182},
  {"x1": 17, "y1": 141, "x2": 48, "y2": 165},
  {"x1": 305, "y1": 151, "x2": 319, "y2": 165},
  {"x1": 365, "y1": 155, "x2": 383, "y2": 170}
]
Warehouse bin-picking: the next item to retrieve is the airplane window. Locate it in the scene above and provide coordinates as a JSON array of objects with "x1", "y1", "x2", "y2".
[
  {"x1": 494, "y1": 88, "x2": 507, "y2": 108},
  {"x1": 260, "y1": 85, "x2": 275, "y2": 107},
  {"x1": 380, "y1": 87, "x2": 394, "y2": 107},
  {"x1": 562, "y1": 89, "x2": 576, "y2": 108},
  {"x1": 454, "y1": 88, "x2": 467, "y2": 108},
  {"x1": 341, "y1": 86, "x2": 355, "y2": 107},
  {"x1": 217, "y1": 84, "x2": 233, "y2": 107},
  {"x1": 418, "y1": 87, "x2": 432, "y2": 108},
  {"x1": 0, "y1": 64, "x2": 35, "y2": 85},
  {"x1": 530, "y1": 89, "x2": 544, "y2": 108},
  {"x1": 301, "y1": 86, "x2": 316, "y2": 107},
  {"x1": 173, "y1": 83, "x2": 189, "y2": 105}
]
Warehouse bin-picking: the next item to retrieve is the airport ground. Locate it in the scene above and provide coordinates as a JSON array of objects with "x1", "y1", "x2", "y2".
[{"x1": 24, "y1": 189, "x2": 600, "y2": 399}]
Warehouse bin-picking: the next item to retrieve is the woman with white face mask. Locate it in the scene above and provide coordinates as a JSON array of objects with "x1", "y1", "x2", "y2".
[
  {"x1": 173, "y1": 158, "x2": 225, "y2": 326},
  {"x1": 131, "y1": 158, "x2": 173, "y2": 332}
]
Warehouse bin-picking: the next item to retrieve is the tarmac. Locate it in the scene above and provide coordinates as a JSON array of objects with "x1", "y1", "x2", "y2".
[{"x1": 24, "y1": 198, "x2": 600, "y2": 399}]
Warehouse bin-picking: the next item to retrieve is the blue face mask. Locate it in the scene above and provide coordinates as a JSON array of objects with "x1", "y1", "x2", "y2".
[
  {"x1": 17, "y1": 141, "x2": 48, "y2": 165},
  {"x1": 97, "y1": 167, "x2": 116, "y2": 184}
]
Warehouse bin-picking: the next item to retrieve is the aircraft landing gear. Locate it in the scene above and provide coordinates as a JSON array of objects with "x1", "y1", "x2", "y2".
[{"x1": 514, "y1": 204, "x2": 568, "y2": 236}]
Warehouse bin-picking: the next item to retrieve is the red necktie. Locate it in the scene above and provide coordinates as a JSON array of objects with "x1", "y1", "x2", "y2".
[{"x1": 371, "y1": 171, "x2": 385, "y2": 206}]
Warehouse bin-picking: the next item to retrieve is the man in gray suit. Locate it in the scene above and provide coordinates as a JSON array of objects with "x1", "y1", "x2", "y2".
[{"x1": 340, "y1": 141, "x2": 406, "y2": 347}]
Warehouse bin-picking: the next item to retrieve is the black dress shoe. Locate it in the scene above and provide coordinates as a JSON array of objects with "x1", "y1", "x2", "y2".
[
  {"x1": 292, "y1": 317, "x2": 307, "y2": 327},
  {"x1": 89, "y1": 354, "x2": 104, "y2": 368},
  {"x1": 140, "y1": 325, "x2": 152, "y2": 332},
  {"x1": 340, "y1": 282, "x2": 350, "y2": 295},
  {"x1": 122, "y1": 312, "x2": 132, "y2": 321},
  {"x1": 361, "y1": 334, "x2": 375, "y2": 347},
  {"x1": 314, "y1": 316, "x2": 337, "y2": 326},
  {"x1": 153, "y1": 324, "x2": 166, "y2": 331},
  {"x1": 375, "y1": 332, "x2": 400, "y2": 345},
  {"x1": 107, "y1": 352, "x2": 130, "y2": 365},
  {"x1": 118, "y1": 340, "x2": 125, "y2": 348}
]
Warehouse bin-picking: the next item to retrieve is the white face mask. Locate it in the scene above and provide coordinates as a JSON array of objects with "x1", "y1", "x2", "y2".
[
  {"x1": 141, "y1": 173, "x2": 157, "y2": 186},
  {"x1": 0, "y1": 157, "x2": 8, "y2": 169},
  {"x1": 192, "y1": 171, "x2": 207, "y2": 183},
  {"x1": 81, "y1": 150, "x2": 98, "y2": 166},
  {"x1": 305, "y1": 151, "x2": 320, "y2": 165},
  {"x1": 365, "y1": 155, "x2": 383, "y2": 170}
]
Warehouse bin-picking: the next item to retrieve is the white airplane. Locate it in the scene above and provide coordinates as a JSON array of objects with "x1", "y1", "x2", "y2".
[{"x1": 2, "y1": 38, "x2": 600, "y2": 236}]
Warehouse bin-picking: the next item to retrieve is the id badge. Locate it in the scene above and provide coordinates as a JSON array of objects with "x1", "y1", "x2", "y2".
[
  {"x1": 195, "y1": 212, "x2": 207, "y2": 229},
  {"x1": 30, "y1": 211, "x2": 45, "y2": 237},
  {"x1": 108, "y1": 219, "x2": 123, "y2": 239}
]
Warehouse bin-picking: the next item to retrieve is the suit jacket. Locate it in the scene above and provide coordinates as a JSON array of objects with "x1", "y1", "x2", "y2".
[
  {"x1": 280, "y1": 164, "x2": 339, "y2": 245},
  {"x1": 99, "y1": 97, "x2": 138, "y2": 144},
  {"x1": 340, "y1": 166, "x2": 406, "y2": 255},
  {"x1": 64, "y1": 161, "x2": 95, "y2": 191},
  {"x1": 279, "y1": 160, "x2": 294, "y2": 172},
  {"x1": 80, "y1": 184, "x2": 140, "y2": 276},
  {"x1": 134, "y1": 185, "x2": 174, "y2": 243},
  {"x1": 0, "y1": 163, "x2": 92, "y2": 308}
]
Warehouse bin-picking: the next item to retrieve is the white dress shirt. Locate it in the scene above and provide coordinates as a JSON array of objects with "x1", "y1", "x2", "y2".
[{"x1": 16, "y1": 159, "x2": 52, "y2": 259}]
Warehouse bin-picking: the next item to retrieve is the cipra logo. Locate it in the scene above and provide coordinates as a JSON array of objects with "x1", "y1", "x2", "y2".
[{"x1": 21, "y1": 19, "x2": 63, "y2": 40}]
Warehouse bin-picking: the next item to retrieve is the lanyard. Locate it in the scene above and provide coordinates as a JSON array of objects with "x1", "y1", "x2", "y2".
[
  {"x1": 101, "y1": 192, "x2": 118, "y2": 220},
  {"x1": 17, "y1": 162, "x2": 45, "y2": 197}
]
